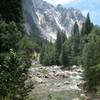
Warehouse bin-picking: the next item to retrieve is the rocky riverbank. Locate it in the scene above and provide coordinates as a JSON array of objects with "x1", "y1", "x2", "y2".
[{"x1": 27, "y1": 61, "x2": 87, "y2": 100}]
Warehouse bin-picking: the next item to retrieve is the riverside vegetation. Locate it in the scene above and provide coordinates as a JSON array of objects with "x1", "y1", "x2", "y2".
[{"x1": 0, "y1": 0, "x2": 100, "y2": 100}]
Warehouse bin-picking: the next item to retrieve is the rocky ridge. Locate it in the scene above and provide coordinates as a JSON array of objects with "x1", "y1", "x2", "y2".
[{"x1": 23, "y1": 0, "x2": 85, "y2": 41}]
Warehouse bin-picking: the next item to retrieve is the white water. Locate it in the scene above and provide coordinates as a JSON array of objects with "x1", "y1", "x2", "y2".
[{"x1": 27, "y1": 62, "x2": 84, "y2": 100}]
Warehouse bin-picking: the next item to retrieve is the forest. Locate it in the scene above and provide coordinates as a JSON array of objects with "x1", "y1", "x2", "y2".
[{"x1": 0, "y1": 0, "x2": 100, "y2": 100}]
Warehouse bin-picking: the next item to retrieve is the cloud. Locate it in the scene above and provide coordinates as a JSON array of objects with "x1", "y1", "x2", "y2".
[{"x1": 44, "y1": 0, "x2": 76, "y2": 5}]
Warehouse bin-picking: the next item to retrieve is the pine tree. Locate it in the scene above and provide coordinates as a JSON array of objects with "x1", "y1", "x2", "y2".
[
  {"x1": 0, "y1": 21, "x2": 21, "y2": 52},
  {"x1": 81, "y1": 13, "x2": 93, "y2": 36},
  {"x1": 61, "y1": 31, "x2": 67, "y2": 44},
  {"x1": 0, "y1": 49, "x2": 32, "y2": 99},
  {"x1": 71, "y1": 22, "x2": 81, "y2": 64},
  {"x1": 80, "y1": 13, "x2": 93, "y2": 63},
  {"x1": 72, "y1": 22, "x2": 79, "y2": 36},
  {"x1": 55, "y1": 32, "x2": 62, "y2": 65},
  {"x1": 0, "y1": 0, "x2": 23, "y2": 23},
  {"x1": 73, "y1": 22, "x2": 80, "y2": 54},
  {"x1": 0, "y1": 21, "x2": 33, "y2": 99},
  {"x1": 61, "y1": 41, "x2": 69, "y2": 68},
  {"x1": 82, "y1": 26, "x2": 100, "y2": 91},
  {"x1": 40, "y1": 44, "x2": 45, "y2": 64},
  {"x1": 55, "y1": 31, "x2": 67, "y2": 65}
]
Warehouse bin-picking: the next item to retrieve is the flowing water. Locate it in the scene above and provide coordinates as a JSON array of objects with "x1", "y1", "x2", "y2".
[{"x1": 27, "y1": 62, "x2": 84, "y2": 100}]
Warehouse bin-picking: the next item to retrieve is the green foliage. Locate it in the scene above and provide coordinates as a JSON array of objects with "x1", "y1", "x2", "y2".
[
  {"x1": 40, "y1": 27, "x2": 81, "y2": 67},
  {"x1": 40, "y1": 31, "x2": 67, "y2": 66},
  {"x1": 0, "y1": 49, "x2": 28, "y2": 99},
  {"x1": 55, "y1": 32, "x2": 63, "y2": 65},
  {"x1": 81, "y1": 13, "x2": 93, "y2": 36},
  {"x1": 0, "y1": 0, "x2": 38, "y2": 99},
  {"x1": 40, "y1": 41, "x2": 56, "y2": 66},
  {"x1": 18, "y1": 35, "x2": 40, "y2": 52},
  {"x1": 0, "y1": 20, "x2": 34, "y2": 99},
  {"x1": 80, "y1": 13, "x2": 93, "y2": 56},
  {"x1": 82, "y1": 27, "x2": 100, "y2": 67},
  {"x1": 71, "y1": 22, "x2": 81, "y2": 65},
  {"x1": 0, "y1": 96, "x2": 11, "y2": 100},
  {"x1": 0, "y1": 0, "x2": 23, "y2": 23},
  {"x1": 41, "y1": 68, "x2": 48, "y2": 75},
  {"x1": 82, "y1": 26, "x2": 100, "y2": 91},
  {"x1": 61, "y1": 41, "x2": 70, "y2": 67},
  {"x1": 55, "y1": 31, "x2": 67, "y2": 65},
  {"x1": 0, "y1": 21, "x2": 21, "y2": 52},
  {"x1": 96, "y1": 86, "x2": 100, "y2": 96},
  {"x1": 47, "y1": 94, "x2": 52, "y2": 100},
  {"x1": 72, "y1": 22, "x2": 79, "y2": 36}
]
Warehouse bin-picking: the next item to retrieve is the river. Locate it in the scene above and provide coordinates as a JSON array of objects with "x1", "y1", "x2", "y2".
[{"x1": 27, "y1": 61, "x2": 85, "y2": 100}]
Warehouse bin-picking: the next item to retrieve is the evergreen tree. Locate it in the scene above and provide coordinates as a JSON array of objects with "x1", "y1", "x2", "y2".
[
  {"x1": 81, "y1": 13, "x2": 93, "y2": 36},
  {"x1": 80, "y1": 13, "x2": 93, "y2": 64},
  {"x1": 72, "y1": 22, "x2": 79, "y2": 36},
  {"x1": 0, "y1": 0, "x2": 23, "y2": 23},
  {"x1": 40, "y1": 45, "x2": 45, "y2": 64},
  {"x1": 0, "y1": 21, "x2": 33, "y2": 99},
  {"x1": 61, "y1": 31, "x2": 67, "y2": 44},
  {"x1": 55, "y1": 32, "x2": 62, "y2": 65},
  {"x1": 55, "y1": 31, "x2": 67, "y2": 65},
  {"x1": 61, "y1": 41, "x2": 69, "y2": 68},
  {"x1": 0, "y1": 49, "x2": 32, "y2": 99},
  {"x1": 82, "y1": 26, "x2": 100, "y2": 91},
  {"x1": 71, "y1": 22, "x2": 80, "y2": 64},
  {"x1": 72, "y1": 22, "x2": 80, "y2": 53},
  {"x1": 0, "y1": 21, "x2": 21, "y2": 52}
]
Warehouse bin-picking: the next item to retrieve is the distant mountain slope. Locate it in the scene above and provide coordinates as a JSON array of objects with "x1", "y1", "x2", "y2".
[{"x1": 23, "y1": 0, "x2": 85, "y2": 41}]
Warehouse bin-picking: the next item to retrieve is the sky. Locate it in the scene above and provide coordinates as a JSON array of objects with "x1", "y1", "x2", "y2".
[{"x1": 44, "y1": 0, "x2": 100, "y2": 25}]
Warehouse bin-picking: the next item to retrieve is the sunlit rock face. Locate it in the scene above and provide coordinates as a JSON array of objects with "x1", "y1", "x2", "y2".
[{"x1": 23, "y1": 0, "x2": 85, "y2": 41}]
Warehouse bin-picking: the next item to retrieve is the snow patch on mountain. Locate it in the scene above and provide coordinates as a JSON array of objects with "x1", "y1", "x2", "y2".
[{"x1": 23, "y1": 0, "x2": 85, "y2": 41}]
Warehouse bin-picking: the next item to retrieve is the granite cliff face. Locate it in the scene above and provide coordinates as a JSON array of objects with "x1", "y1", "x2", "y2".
[{"x1": 23, "y1": 0, "x2": 85, "y2": 40}]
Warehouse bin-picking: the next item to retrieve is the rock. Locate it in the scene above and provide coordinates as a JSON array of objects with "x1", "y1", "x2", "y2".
[
  {"x1": 45, "y1": 75, "x2": 49, "y2": 78},
  {"x1": 31, "y1": 77, "x2": 44, "y2": 84},
  {"x1": 48, "y1": 72, "x2": 55, "y2": 78},
  {"x1": 36, "y1": 72, "x2": 44, "y2": 78},
  {"x1": 72, "y1": 65, "x2": 77, "y2": 69},
  {"x1": 55, "y1": 83, "x2": 62, "y2": 87},
  {"x1": 54, "y1": 65, "x2": 59, "y2": 69},
  {"x1": 55, "y1": 71, "x2": 69, "y2": 78},
  {"x1": 53, "y1": 70, "x2": 56, "y2": 73},
  {"x1": 64, "y1": 81, "x2": 70, "y2": 84},
  {"x1": 57, "y1": 84, "x2": 61, "y2": 87},
  {"x1": 73, "y1": 98, "x2": 81, "y2": 100},
  {"x1": 80, "y1": 94, "x2": 86, "y2": 99}
]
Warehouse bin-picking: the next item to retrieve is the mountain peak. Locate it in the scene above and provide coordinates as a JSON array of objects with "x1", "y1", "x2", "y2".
[
  {"x1": 57, "y1": 4, "x2": 63, "y2": 8},
  {"x1": 23, "y1": 0, "x2": 85, "y2": 41}
]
